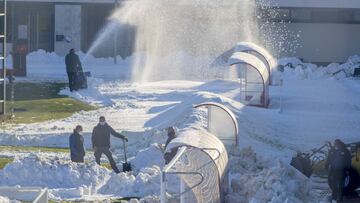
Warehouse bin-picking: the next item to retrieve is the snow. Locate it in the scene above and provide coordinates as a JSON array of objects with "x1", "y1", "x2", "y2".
[
  {"x1": 277, "y1": 55, "x2": 360, "y2": 80},
  {"x1": 0, "y1": 196, "x2": 10, "y2": 203},
  {"x1": 7, "y1": 50, "x2": 132, "y2": 80},
  {"x1": 0, "y1": 153, "x2": 162, "y2": 200},
  {"x1": 227, "y1": 147, "x2": 312, "y2": 203},
  {"x1": 1, "y1": 50, "x2": 360, "y2": 201}
]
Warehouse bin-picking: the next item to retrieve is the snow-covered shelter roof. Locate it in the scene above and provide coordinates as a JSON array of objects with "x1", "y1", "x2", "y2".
[
  {"x1": 228, "y1": 52, "x2": 270, "y2": 85},
  {"x1": 228, "y1": 51, "x2": 270, "y2": 107},
  {"x1": 193, "y1": 102, "x2": 239, "y2": 146},
  {"x1": 234, "y1": 42, "x2": 277, "y2": 73},
  {"x1": 166, "y1": 128, "x2": 228, "y2": 181}
]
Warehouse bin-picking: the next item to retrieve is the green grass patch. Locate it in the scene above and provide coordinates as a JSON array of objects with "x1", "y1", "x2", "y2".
[
  {"x1": 0, "y1": 82, "x2": 97, "y2": 124},
  {"x1": 0, "y1": 145, "x2": 70, "y2": 153},
  {"x1": 101, "y1": 163, "x2": 113, "y2": 170},
  {"x1": 0, "y1": 146, "x2": 111, "y2": 169},
  {"x1": 0, "y1": 157, "x2": 13, "y2": 169},
  {"x1": 9, "y1": 97, "x2": 96, "y2": 124}
]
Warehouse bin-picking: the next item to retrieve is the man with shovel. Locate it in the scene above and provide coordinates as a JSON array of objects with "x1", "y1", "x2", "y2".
[{"x1": 92, "y1": 116, "x2": 128, "y2": 173}]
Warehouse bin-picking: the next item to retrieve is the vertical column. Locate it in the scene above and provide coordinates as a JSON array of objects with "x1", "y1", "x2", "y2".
[
  {"x1": 160, "y1": 172, "x2": 167, "y2": 203},
  {"x1": 1, "y1": 0, "x2": 7, "y2": 115},
  {"x1": 180, "y1": 179, "x2": 186, "y2": 203}
]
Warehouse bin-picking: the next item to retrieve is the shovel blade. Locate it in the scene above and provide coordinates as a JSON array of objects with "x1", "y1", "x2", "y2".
[{"x1": 123, "y1": 162, "x2": 132, "y2": 172}]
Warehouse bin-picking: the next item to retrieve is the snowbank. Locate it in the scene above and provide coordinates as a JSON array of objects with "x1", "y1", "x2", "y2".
[
  {"x1": 277, "y1": 55, "x2": 360, "y2": 81},
  {"x1": 99, "y1": 166, "x2": 161, "y2": 197},
  {"x1": 129, "y1": 144, "x2": 164, "y2": 172},
  {"x1": 0, "y1": 151, "x2": 164, "y2": 200},
  {"x1": 227, "y1": 147, "x2": 312, "y2": 203},
  {"x1": 9, "y1": 50, "x2": 225, "y2": 81},
  {"x1": 8, "y1": 49, "x2": 132, "y2": 80},
  {"x1": 0, "y1": 154, "x2": 109, "y2": 189},
  {"x1": 6, "y1": 49, "x2": 360, "y2": 84},
  {"x1": 0, "y1": 196, "x2": 10, "y2": 203}
]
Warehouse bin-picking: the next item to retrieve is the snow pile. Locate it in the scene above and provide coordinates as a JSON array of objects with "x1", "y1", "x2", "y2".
[
  {"x1": 129, "y1": 144, "x2": 164, "y2": 172},
  {"x1": 227, "y1": 147, "x2": 312, "y2": 203},
  {"x1": 9, "y1": 50, "x2": 224, "y2": 81},
  {"x1": 0, "y1": 196, "x2": 10, "y2": 203},
  {"x1": 5, "y1": 48, "x2": 360, "y2": 83},
  {"x1": 59, "y1": 77, "x2": 115, "y2": 107},
  {"x1": 0, "y1": 154, "x2": 109, "y2": 189},
  {"x1": 0, "y1": 151, "x2": 164, "y2": 200},
  {"x1": 99, "y1": 166, "x2": 161, "y2": 197},
  {"x1": 277, "y1": 55, "x2": 360, "y2": 80},
  {"x1": 8, "y1": 49, "x2": 132, "y2": 80},
  {"x1": 26, "y1": 50, "x2": 64, "y2": 65}
]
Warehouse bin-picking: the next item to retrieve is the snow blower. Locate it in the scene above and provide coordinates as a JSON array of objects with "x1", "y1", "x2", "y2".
[
  {"x1": 290, "y1": 142, "x2": 331, "y2": 178},
  {"x1": 290, "y1": 141, "x2": 360, "y2": 195},
  {"x1": 122, "y1": 139, "x2": 132, "y2": 172}
]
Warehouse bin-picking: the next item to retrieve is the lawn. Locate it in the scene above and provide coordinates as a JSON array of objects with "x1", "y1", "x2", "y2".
[
  {"x1": 0, "y1": 157, "x2": 13, "y2": 169},
  {"x1": 0, "y1": 145, "x2": 69, "y2": 153},
  {"x1": 0, "y1": 82, "x2": 96, "y2": 124}
]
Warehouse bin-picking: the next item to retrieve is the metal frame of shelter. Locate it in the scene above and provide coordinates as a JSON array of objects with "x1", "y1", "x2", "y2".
[
  {"x1": 161, "y1": 128, "x2": 229, "y2": 203},
  {"x1": 193, "y1": 102, "x2": 239, "y2": 146},
  {"x1": 228, "y1": 52, "x2": 270, "y2": 108}
]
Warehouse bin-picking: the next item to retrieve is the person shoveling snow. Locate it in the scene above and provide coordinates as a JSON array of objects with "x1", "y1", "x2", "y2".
[{"x1": 92, "y1": 116, "x2": 128, "y2": 173}]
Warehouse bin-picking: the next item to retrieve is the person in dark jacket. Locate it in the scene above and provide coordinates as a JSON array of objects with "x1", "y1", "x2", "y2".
[
  {"x1": 65, "y1": 48, "x2": 83, "y2": 92},
  {"x1": 92, "y1": 116, "x2": 128, "y2": 173},
  {"x1": 69, "y1": 125, "x2": 86, "y2": 163},
  {"x1": 326, "y1": 139, "x2": 352, "y2": 202},
  {"x1": 164, "y1": 127, "x2": 178, "y2": 164}
]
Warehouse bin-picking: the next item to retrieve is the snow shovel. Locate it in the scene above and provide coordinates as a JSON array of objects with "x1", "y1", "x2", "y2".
[{"x1": 122, "y1": 139, "x2": 132, "y2": 172}]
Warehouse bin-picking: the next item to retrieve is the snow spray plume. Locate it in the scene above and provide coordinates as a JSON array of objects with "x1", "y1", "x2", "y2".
[{"x1": 86, "y1": 0, "x2": 300, "y2": 82}]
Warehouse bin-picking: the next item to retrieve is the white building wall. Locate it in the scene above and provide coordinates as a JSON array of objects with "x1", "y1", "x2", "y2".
[
  {"x1": 285, "y1": 23, "x2": 360, "y2": 63},
  {"x1": 258, "y1": 0, "x2": 360, "y2": 63},
  {"x1": 54, "y1": 5, "x2": 82, "y2": 56},
  {"x1": 262, "y1": 0, "x2": 360, "y2": 9}
]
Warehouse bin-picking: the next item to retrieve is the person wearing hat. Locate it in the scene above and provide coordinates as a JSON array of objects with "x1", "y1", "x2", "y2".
[{"x1": 92, "y1": 116, "x2": 128, "y2": 173}]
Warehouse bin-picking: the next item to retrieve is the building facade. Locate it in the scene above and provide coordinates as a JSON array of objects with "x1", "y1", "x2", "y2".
[
  {"x1": 4, "y1": 0, "x2": 116, "y2": 56},
  {"x1": 261, "y1": 0, "x2": 360, "y2": 64},
  {"x1": 3, "y1": 0, "x2": 360, "y2": 64}
]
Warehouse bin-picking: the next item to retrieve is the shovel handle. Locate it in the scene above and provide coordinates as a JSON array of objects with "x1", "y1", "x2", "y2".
[{"x1": 123, "y1": 139, "x2": 128, "y2": 163}]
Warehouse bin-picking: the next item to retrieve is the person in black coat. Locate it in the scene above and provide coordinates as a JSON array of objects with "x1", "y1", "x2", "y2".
[
  {"x1": 164, "y1": 127, "x2": 178, "y2": 164},
  {"x1": 92, "y1": 116, "x2": 128, "y2": 173},
  {"x1": 326, "y1": 139, "x2": 352, "y2": 202},
  {"x1": 69, "y1": 125, "x2": 86, "y2": 163},
  {"x1": 65, "y1": 48, "x2": 83, "y2": 91}
]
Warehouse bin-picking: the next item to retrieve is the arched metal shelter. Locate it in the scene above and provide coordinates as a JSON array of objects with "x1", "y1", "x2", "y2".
[
  {"x1": 161, "y1": 128, "x2": 229, "y2": 203},
  {"x1": 234, "y1": 42, "x2": 277, "y2": 76},
  {"x1": 228, "y1": 52, "x2": 270, "y2": 108},
  {"x1": 193, "y1": 102, "x2": 239, "y2": 146}
]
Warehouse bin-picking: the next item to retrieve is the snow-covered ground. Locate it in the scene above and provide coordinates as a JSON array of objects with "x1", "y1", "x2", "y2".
[{"x1": 0, "y1": 51, "x2": 360, "y2": 202}]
